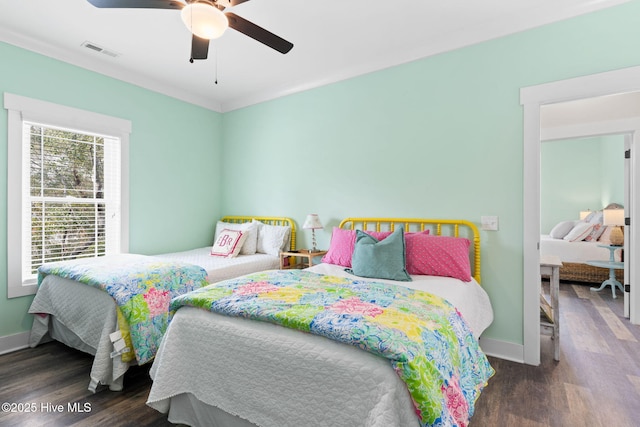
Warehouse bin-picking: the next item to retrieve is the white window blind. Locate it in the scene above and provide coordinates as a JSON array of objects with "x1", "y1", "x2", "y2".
[
  {"x1": 22, "y1": 122, "x2": 122, "y2": 280},
  {"x1": 5, "y1": 92, "x2": 130, "y2": 298}
]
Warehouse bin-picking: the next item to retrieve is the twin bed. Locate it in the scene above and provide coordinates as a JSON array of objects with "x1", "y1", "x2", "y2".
[
  {"x1": 28, "y1": 216, "x2": 295, "y2": 392},
  {"x1": 28, "y1": 216, "x2": 494, "y2": 426}
]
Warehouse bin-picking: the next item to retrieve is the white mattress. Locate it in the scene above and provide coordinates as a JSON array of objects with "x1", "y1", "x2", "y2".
[
  {"x1": 540, "y1": 235, "x2": 621, "y2": 263},
  {"x1": 146, "y1": 264, "x2": 494, "y2": 427},
  {"x1": 28, "y1": 249, "x2": 280, "y2": 392}
]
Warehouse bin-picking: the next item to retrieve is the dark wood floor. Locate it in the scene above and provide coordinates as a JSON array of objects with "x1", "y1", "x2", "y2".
[{"x1": 1, "y1": 281, "x2": 638, "y2": 426}]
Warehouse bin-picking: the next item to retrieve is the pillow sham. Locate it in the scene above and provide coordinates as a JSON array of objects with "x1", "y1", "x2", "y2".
[
  {"x1": 563, "y1": 222, "x2": 594, "y2": 242},
  {"x1": 585, "y1": 210, "x2": 604, "y2": 225},
  {"x1": 253, "y1": 220, "x2": 291, "y2": 256},
  {"x1": 211, "y1": 229, "x2": 247, "y2": 258},
  {"x1": 321, "y1": 228, "x2": 429, "y2": 267},
  {"x1": 321, "y1": 227, "x2": 356, "y2": 267},
  {"x1": 584, "y1": 223, "x2": 606, "y2": 242},
  {"x1": 348, "y1": 228, "x2": 411, "y2": 282},
  {"x1": 549, "y1": 220, "x2": 576, "y2": 239},
  {"x1": 214, "y1": 221, "x2": 258, "y2": 255},
  {"x1": 405, "y1": 234, "x2": 472, "y2": 281}
]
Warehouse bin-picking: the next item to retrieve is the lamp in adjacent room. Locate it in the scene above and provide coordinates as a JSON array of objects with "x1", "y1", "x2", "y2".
[
  {"x1": 603, "y1": 208, "x2": 625, "y2": 246},
  {"x1": 303, "y1": 214, "x2": 323, "y2": 252},
  {"x1": 579, "y1": 210, "x2": 592, "y2": 220}
]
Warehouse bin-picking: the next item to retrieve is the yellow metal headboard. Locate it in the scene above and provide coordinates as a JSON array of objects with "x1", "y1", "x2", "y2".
[
  {"x1": 338, "y1": 217, "x2": 481, "y2": 284},
  {"x1": 220, "y1": 216, "x2": 297, "y2": 251}
]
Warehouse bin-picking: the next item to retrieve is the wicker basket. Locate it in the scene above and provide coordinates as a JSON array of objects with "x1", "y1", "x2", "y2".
[{"x1": 556, "y1": 262, "x2": 624, "y2": 284}]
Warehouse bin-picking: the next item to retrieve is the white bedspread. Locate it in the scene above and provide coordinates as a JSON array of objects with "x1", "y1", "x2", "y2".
[
  {"x1": 28, "y1": 249, "x2": 281, "y2": 392},
  {"x1": 153, "y1": 247, "x2": 280, "y2": 282},
  {"x1": 146, "y1": 264, "x2": 493, "y2": 426},
  {"x1": 540, "y1": 235, "x2": 621, "y2": 263}
]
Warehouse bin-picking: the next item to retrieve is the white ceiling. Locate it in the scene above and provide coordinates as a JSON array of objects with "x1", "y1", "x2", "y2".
[{"x1": 0, "y1": 0, "x2": 629, "y2": 112}]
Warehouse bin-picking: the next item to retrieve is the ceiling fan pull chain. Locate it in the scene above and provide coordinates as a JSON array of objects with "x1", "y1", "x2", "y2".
[{"x1": 214, "y1": 45, "x2": 218, "y2": 85}]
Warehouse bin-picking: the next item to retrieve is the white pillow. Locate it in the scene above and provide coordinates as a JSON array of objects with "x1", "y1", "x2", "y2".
[
  {"x1": 563, "y1": 222, "x2": 594, "y2": 242},
  {"x1": 549, "y1": 220, "x2": 576, "y2": 239},
  {"x1": 211, "y1": 229, "x2": 248, "y2": 258},
  {"x1": 585, "y1": 210, "x2": 604, "y2": 225},
  {"x1": 253, "y1": 220, "x2": 291, "y2": 256},
  {"x1": 214, "y1": 221, "x2": 258, "y2": 255}
]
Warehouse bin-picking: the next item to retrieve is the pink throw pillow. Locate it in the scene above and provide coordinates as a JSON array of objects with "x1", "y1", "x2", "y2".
[
  {"x1": 321, "y1": 228, "x2": 430, "y2": 268},
  {"x1": 405, "y1": 234, "x2": 472, "y2": 282},
  {"x1": 322, "y1": 228, "x2": 356, "y2": 267}
]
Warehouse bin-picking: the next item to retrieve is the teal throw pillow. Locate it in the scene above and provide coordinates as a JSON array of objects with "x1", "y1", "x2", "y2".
[{"x1": 348, "y1": 227, "x2": 411, "y2": 282}]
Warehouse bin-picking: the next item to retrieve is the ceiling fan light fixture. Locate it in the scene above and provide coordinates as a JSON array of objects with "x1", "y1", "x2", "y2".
[{"x1": 181, "y1": 2, "x2": 229, "y2": 40}]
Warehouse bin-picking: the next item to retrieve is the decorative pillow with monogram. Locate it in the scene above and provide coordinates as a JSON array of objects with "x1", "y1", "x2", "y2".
[{"x1": 211, "y1": 229, "x2": 247, "y2": 258}]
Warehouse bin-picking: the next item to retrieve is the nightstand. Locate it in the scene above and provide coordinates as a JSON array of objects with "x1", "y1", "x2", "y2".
[
  {"x1": 587, "y1": 244, "x2": 624, "y2": 298},
  {"x1": 279, "y1": 249, "x2": 327, "y2": 269}
]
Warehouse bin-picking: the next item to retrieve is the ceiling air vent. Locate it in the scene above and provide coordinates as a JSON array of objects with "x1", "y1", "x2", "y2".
[{"x1": 81, "y1": 41, "x2": 120, "y2": 58}]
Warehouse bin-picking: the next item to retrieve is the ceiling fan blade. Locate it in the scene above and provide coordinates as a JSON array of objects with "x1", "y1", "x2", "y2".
[
  {"x1": 86, "y1": 0, "x2": 184, "y2": 9},
  {"x1": 217, "y1": 0, "x2": 252, "y2": 7},
  {"x1": 191, "y1": 35, "x2": 209, "y2": 61},
  {"x1": 225, "y1": 12, "x2": 293, "y2": 54}
]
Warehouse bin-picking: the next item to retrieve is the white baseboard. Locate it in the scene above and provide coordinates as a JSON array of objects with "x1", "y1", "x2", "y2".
[
  {"x1": 0, "y1": 331, "x2": 30, "y2": 355},
  {"x1": 479, "y1": 337, "x2": 525, "y2": 364}
]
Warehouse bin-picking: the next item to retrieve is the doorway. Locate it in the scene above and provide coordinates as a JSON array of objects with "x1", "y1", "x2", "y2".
[{"x1": 521, "y1": 67, "x2": 640, "y2": 365}]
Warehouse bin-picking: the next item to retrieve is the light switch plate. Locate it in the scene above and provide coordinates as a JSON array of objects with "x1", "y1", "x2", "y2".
[{"x1": 481, "y1": 216, "x2": 499, "y2": 231}]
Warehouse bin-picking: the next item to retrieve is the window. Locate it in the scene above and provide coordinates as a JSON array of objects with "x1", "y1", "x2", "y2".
[{"x1": 4, "y1": 93, "x2": 131, "y2": 298}]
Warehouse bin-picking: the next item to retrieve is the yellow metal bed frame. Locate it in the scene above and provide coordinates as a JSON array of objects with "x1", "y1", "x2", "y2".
[
  {"x1": 220, "y1": 216, "x2": 297, "y2": 251},
  {"x1": 339, "y1": 217, "x2": 481, "y2": 284}
]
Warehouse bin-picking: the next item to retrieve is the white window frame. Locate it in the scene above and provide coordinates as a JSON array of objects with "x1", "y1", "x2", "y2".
[{"x1": 4, "y1": 93, "x2": 131, "y2": 298}]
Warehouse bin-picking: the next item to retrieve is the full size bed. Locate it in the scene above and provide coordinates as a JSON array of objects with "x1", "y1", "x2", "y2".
[
  {"x1": 147, "y1": 217, "x2": 494, "y2": 427},
  {"x1": 540, "y1": 209, "x2": 623, "y2": 283},
  {"x1": 28, "y1": 216, "x2": 295, "y2": 392}
]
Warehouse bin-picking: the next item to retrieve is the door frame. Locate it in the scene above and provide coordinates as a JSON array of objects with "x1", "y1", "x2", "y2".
[{"x1": 521, "y1": 66, "x2": 640, "y2": 365}]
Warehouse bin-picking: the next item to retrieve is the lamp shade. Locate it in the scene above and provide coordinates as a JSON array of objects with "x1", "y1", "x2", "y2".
[
  {"x1": 303, "y1": 214, "x2": 323, "y2": 230},
  {"x1": 579, "y1": 210, "x2": 591, "y2": 220},
  {"x1": 603, "y1": 208, "x2": 625, "y2": 226},
  {"x1": 181, "y1": 2, "x2": 229, "y2": 40}
]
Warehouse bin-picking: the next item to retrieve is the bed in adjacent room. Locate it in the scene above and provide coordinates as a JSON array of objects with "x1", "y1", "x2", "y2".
[
  {"x1": 540, "y1": 208, "x2": 623, "y2": 283},
  {"x1": 147, "y1": 217, "x2": 494, "y2": 427},
  {"x1": 28, "y1": 216, "x2": 295, "y2": 392}
]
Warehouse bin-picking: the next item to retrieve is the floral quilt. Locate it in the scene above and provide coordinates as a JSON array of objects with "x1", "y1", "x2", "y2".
[
  {"x1": 170, "y1": 269, "x2": 494, "y2": 426},
  {"x1": 38, "y1": 254, "x2": 208, "y2": 364}
]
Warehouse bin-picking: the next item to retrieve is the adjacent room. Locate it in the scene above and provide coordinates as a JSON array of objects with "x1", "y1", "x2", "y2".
[{"x1": 1, "y1": 0, "x2": 640, "y2": 426}]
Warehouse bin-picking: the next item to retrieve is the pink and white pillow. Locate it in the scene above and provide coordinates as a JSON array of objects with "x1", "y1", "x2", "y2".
[
  {"x1": 214, "y1": 221, "x2": 258, "y2": 255},
  {"x1": 563, "y1": 222, "x2": 594, "y2": 242},
  {"x1": 211, "y1": 229, "x2": 247, "y2": 258},
  {"x1": 322, "y1": 227, "x2": 472, "y2": 281},
  {"x1": 404, "y1": 234, "x2": 472, "y2": 282}
]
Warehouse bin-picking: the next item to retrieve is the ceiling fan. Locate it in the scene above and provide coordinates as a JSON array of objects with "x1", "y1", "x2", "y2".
[{"x1": 86, "y1": 0, "x2": 294, "y2": 62}]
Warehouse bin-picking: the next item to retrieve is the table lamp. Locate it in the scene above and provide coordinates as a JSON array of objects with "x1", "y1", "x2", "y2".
[
  {"x1": 303, "y1": 214, "x2": 323, "y2": 252},
  {"x1": 603, "y1": 208, "x2": 625, "y2": 246},
  {"x1": 579, "y1": 210, "x2": 591, "y2": 220}
]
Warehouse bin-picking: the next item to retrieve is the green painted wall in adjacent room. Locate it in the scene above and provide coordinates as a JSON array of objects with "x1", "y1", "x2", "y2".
[
  {"x1": 0, "y1": 42, "x2": 223, "y2": 337},
  {"x1": 541, "y1": 135, "x2": 625, "y2": 233}
]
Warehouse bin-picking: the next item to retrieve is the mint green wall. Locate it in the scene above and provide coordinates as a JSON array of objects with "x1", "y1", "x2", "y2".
[
  {"x1": 541, "y1": 135, "x2": 625, "y2": 233},
  {"x1": 3, "y1": 1, "x2": 640, "y2": 348},
  {"x1": 0, "y1": 42, "x2": 223, "y2": 337},
  {"x1": 221, "y1": 2, "x2": 640, "y2": 345},
  {"x1": 601, "y1": 134, "x2": 626, "y2": 205}
]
